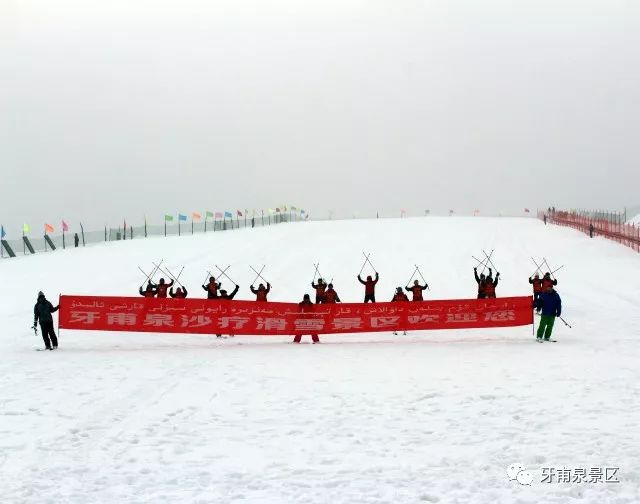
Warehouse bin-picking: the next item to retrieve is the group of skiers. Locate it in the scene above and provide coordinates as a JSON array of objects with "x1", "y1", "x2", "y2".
[
  {"x1": 137, "y1": 272, "x2": 431, "y2": 305},
  {"x1": 33, "y1": 265, "x2": 564, "y2": 349}
]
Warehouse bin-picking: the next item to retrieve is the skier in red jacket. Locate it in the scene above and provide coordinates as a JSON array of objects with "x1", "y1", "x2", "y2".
[
  {"x1": 324, "y1": 283, "x2": 341, "y2": 304},
  {"x1": 405, "y1": 279, "x2": 428, "y2": 301},
  {"x1": 311, "y1": 278, "x2": 327, "y2": 304},
  {"x1": 392, "y1": 287, "x2": 409, "y2": 302},
  {"x1": 358, "y1": 272, "x2": 379, "y2": 303},
  {"x1": 216, "y1": 285, "x2": 240, "y2": 338},
  {"x1": 151, "y1": 278, "x2": 173, "y2": 298},
  {"x1": 541, "y1": 272, "x2": 557, "y2": 291},
  {"x1": 529, "y1": 273, "x2": 543, "y2": 311},
  {"x1": 293, "y1": 294, "x2": 320, "y2": 344},
  {"x1": 392, "y1": 287, "x2": 408, "y2": 335},
  {"x1": 483, "y1": 272, "x2": 500, "y2": 298},
  {"x1": 202, "y1": 276, "x2": 222, "y2": 299},
  {"x1": 250, "y1": 282, "x2": 271, "y2": 301},
  {"x1": 474, "y1": 267, "x2": 490, "y2": 299},
  {"x1": 169, "y1": 286, "x2": 188, "y2": 299}
]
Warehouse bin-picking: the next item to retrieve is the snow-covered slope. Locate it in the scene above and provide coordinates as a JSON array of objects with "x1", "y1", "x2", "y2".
[{"x1": 1, "y1": 217, "x2": 639, "y2": 503}]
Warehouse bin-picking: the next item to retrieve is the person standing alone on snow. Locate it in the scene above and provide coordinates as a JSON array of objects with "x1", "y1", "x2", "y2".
[
  {"x1": 33, "y1": 291, "x2": 59, "y2": 350},
  {"x1": 535, "y1": 285, "x2": 562, "y2": 342},
  {"x1": 358, "y1": 272, "x2": 379, "y2": 303}
]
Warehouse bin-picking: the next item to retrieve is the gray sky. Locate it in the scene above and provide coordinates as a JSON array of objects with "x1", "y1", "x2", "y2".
[{"x1": 2, "y1": 0, "x2": 639, "y2": 235}]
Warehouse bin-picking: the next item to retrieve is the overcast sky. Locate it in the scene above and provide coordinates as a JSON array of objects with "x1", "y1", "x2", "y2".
[{"x1": 2, "y1": 0, "x2": 639, "y2": 235}]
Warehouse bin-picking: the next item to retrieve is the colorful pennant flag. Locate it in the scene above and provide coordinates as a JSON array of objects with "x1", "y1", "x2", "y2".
[
  {"x1": 23, "y1": 223, "x2": 31, "y2": 234},
  {"x1": 524, "y1": 208, "x2": 530, "y2": 213},
  {"x1": 291, "y1": 206, "x2": 297, "y2": 211},
  {"x1": 192, "y1": 212, "x2": 202, "y2": 220},
  {"x1": 215, "y1": 212, "x2": 223, "y2": 219},
  {"x1": 165, "y1": 215, "x2": 174, "y2": 222},
  {"x1": 224, "y1": 211, "x2": 232, "y2": 218},
  {"x1": 237, "y1": 210, "x2": 243, "y2": 217},
  {"x1": 206, "y1": 211, "x2": 214, "y2": 219},
  {"x1": 178, "y1": 214, "x2": 188, "y2": 222},
  {"x1": 1, "y1": 225, "x2": 5, "y2": 239},
  {"x1": 62, "y1": 221, "x2": 69, "y2": 232},
  {"x1": 275, "y1": 207, "x2": 281, "y2": 213},
  {"x1": 45, "y1": 223, "x2": 55, "y2": 233},
  {"x1": 268, "y1": 208, "x2": 274, "y2": 215}
]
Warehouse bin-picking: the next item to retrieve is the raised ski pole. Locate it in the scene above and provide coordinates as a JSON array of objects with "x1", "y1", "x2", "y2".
[
  {"x1": 550, "y1": 265, "x2": 565, "y2": 276},
  {"x1": 312, "y1": 263, "x2": 324, "y2": 282},
  {"x1": 479, "y1": 249, "x2": 494, "y2": 275},
  {"x1": 530, "y1": 257, "x2": 544, "y2": 277},
  {"x1": 415, "y1": 265, "x2": 429, "y2": 289},
  {"x1": 559, "y1": 316, "x2": 572, "y2": 328},
  {"x1": 250, "y1": 265, "x2": 266, "y2": 286},
  {"x1": 155, "y1": 263, "x2": 185, "y2": 289},
  {"x1": 472, "y1": 255, "x2": 490, "y2": 270},
  {"x1": 215, "y1": 264, "x2": 236, "y2": 285},
  {"x1": 358, "y1": 253, "x2": 371, "y2": 276},
  {"x1": 543, "y1": 258, "x2": 557, "y2": 279},
  {"x1": 250, "y1": 265, "x2": 271, "y2": 285},
  {"x1": 404, "y1": 266, "x2": 418, "y2": 287},
  {"x1": 363, "y1": 252, "x2": 378, "y2": 273},
  {"x1": 138, "y1": 260, "x2": 163, "y2": 288},
  {"x1": 482, "y1": 249, "x2": 499, "y2": 277}
]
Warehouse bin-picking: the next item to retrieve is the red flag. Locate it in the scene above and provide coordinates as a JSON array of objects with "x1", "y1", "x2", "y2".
[
  {"x1": 62, "y1": 220, "x2": 69, "y2": 232},
  {"x1": 45, "y1": 223, "x2": 55, "y2": 233},
  {"x1": 237, "y1": 210, "x2": 243, "y2": 217},
  {"x1": 524, "y1": 208, "x2": 530, "y2": 213}
]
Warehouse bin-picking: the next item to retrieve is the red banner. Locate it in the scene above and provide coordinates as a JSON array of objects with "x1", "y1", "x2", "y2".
[{"x1": 59, "y1": 295, "x2": 533, "y2": 336}]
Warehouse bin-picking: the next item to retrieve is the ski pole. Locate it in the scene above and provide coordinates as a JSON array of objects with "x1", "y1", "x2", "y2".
[
  {"x1": 404, "y1": 266, "x2": 418, "y2": 287},
  {"x1": 550, "y1": 265, "x2": 565, "y2": 276},
  {"x1": 358, "y1": 253, "x2": 371, "y2": 276},
  {"x1": 138, "y1": 260, "x2": 163, "y2": 287},
  {"x1": 559, "y1": 316, "x2": 572, "y2": 328},
  {"x1": 543, "y1": 258, "x2": 556, "y2": 279},
  {"x1": 215, "y1": 264, "x2": 236, "y2": 285},
  {"x1": 479, "y1": 249, "x2": 493, "y2": 275},
  {"x1": 482, "y1": 249, "x2": 499, "y2": 277},
  {"x1": 250, "y1": 265, "x2": 267, "y2": 286},
  {"x1": 472, "y1": 255, "x2": 490, "y2": 270},
  {"x1": 362, "y1": 252, "x2": 378, "y2": 273},
  {"x1": 415, "y1": 265, "x2": 429, "y2": 289},
  {"x1": 530, "y1": 257, "x2": 544, "y2": 277},
  {"x1": 312, "y1": 263, "x2": 324, "y2": 282},
  {"x1": 155, "y1": 263, "x2": 185, "y2": 289},
  {"x1": 250, "y1": 265, "x2": 270, "y2": 285}
]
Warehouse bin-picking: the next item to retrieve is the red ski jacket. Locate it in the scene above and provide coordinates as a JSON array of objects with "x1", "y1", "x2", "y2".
[{"x1": 358, "y1": 274, "x2": 379, "y2": 295}]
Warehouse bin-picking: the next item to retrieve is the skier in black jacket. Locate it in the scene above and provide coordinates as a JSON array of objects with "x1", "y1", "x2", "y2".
[{"x1": 33, "y1": 291, "x2": 59, "y2": 350}]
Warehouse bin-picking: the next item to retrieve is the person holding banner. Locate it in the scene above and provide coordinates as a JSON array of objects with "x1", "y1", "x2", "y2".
[
  {"x1": 170, "y1": 286, "x2": 188, "y2": 299},
  {"x1": 358, "y1": 273, "x2": 379, "y2": 303},
  {"x1": 392, "y1": 287, "x2": 409, "y2": 302},
  {"x1": 216, "y1": 285, "x2": 240, "y2": 338},
  {"x1": 293, "y1": 294, "x2": 320, "y2": 344},
  {"x1": 33, "y1": 291, "x2": 60, "y2": 350},
  {"x1": 139, "y1": 284, "x2": 157, "y2": 298},
  {"x1": 250, "y1": 283, "x2": 271, "y2": 301}
]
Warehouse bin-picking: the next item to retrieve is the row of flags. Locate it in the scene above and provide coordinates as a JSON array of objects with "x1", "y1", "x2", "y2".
[
  {"x1": 163, "y1": 207, "x2": 304, "y2": 222},
  {"x1": 2, "y1": 208, "x2": 305, "y2": 238}
]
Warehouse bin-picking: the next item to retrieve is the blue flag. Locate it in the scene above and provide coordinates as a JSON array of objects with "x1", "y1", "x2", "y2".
[
  {"x1": 1, "y1": 225, "x2": 5, "y2": 239},
  {"x1": 178, "y1": 214, "x2": 188, "y2": 222},
  {"x1": 224, "y1": 211, "x2": 232, "y2": 218}
]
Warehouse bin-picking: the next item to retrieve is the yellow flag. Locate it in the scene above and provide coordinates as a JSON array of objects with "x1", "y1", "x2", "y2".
[{"x1": 23, "y1": 223, "x2": 31, "y2": 234}]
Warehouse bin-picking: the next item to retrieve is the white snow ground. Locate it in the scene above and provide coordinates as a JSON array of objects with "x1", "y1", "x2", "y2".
[{"x1": 1, "y1": 216, "x2": 639, "y2": 503}]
